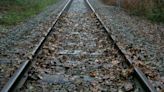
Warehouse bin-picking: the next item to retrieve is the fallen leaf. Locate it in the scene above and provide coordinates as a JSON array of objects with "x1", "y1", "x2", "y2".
[{"x1": 90, "y1": 71, "x2": 97, "y2": 77}]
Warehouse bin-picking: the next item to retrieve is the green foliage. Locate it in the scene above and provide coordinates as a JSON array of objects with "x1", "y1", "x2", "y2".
[
  {"x1": 105, "y1": 0, "x2": 164, "y2": 23},
  {"x1": 132, "y1": 0, "x2": 164, "y2": 23},
  {"x1": 146, "y1": 0, "x2": 164, "y2": 23},
  {"x1": 0, "y1": 0, "x2": 57, "y2": 26}
]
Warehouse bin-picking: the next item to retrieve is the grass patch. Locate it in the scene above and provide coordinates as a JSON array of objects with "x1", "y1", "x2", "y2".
[
  {"x1": 0, "y1": 0, "x2": 57, "y2": 26},
  {"x1": 102, "y1": 0, "x2": 164, "y2": 23}
]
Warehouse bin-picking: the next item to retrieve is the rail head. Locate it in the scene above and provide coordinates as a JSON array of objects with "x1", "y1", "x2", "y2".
[
  {"x1": 1, "y1": 0, "x2": 157, "y2": 92},
  {"x1": 85, "y1": 0, "x2": 157, "y2": 92}
]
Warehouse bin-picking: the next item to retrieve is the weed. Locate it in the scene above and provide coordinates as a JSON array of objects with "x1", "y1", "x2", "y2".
[
  {"x1": 102, "y1": 0, "x2": 164, "y2": 23},
  {"x1": 0, "y1": 0, "x2": 57, "y2": 26}
]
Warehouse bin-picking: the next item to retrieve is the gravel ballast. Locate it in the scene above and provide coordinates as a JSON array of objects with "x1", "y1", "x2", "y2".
[
  {"x1": 0, "y1": 0, "x2": 68, "y2": 61},
  {"x1": 0, "y1": 0, "x2": 68, "y2": 90},
  {"x1": 89, "y1": 0, "x2": 164, "y2": 91},
  {"x1": 21, "y1": 0, "x2": 142, "y2": 91}
]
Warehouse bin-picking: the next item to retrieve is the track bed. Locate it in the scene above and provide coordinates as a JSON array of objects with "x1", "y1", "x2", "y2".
[
  {"x1": 21, "y1": 2, "x2": 141, "y2": 91},
  {"x1": 1, "y1": 0, "x2": 157, "y2": 92}
]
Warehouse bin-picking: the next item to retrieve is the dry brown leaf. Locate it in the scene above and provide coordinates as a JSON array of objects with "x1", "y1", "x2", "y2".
[
  {"x1": 112, "y1": 60, "x2": 120, "y2": 65},
  {"x1": 134, "y1": 60, "x2": 159, "y2": 80},
  {"x1": 121, "y1": 68, "x2": 133, "y2": 78},
  {"x1": 90, "y1": 71, "x2": 97, "y2": 77}
]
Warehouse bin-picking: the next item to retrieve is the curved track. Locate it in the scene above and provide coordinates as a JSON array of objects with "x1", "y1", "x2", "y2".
[{"x1": 1, "y1": 0, "x2": 156, "y2": 92}]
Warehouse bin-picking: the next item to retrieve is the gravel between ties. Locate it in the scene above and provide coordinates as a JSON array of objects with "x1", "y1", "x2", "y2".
[
  {"x1": 89, "y1": 0, "x2": 164, "y2": 91},
  {"x1": 20, "y1": 0, "x2": 142, "y2": 91},
  {"x1": 0, "y1": 0, "x2": 68, "y2": 91},
  {"x1": 0, "y1": 60, "x2": 23, "y2": 90},
  {"x1": 22, "y1": 12, "x2": 138, "y2": 92},
  {"x1": 0, "y1": 0, "x2": 68, "y2": 61}
]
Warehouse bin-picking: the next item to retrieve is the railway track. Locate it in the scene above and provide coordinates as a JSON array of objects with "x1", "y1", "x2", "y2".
[{"x1": 1, "y1": 0, "x2": 157, "y2": 92}]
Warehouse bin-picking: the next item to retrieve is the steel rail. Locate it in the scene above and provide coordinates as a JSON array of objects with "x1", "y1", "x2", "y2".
[
  {"x1": 1, "y1": 0, "x2": 157, "y2": 92},
  {"x1": 1, "y1": 0, "x2": 73, "y2": 92},
  {"x1": 85, "y1": 0, "x2": 157, "y2": 92}
]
